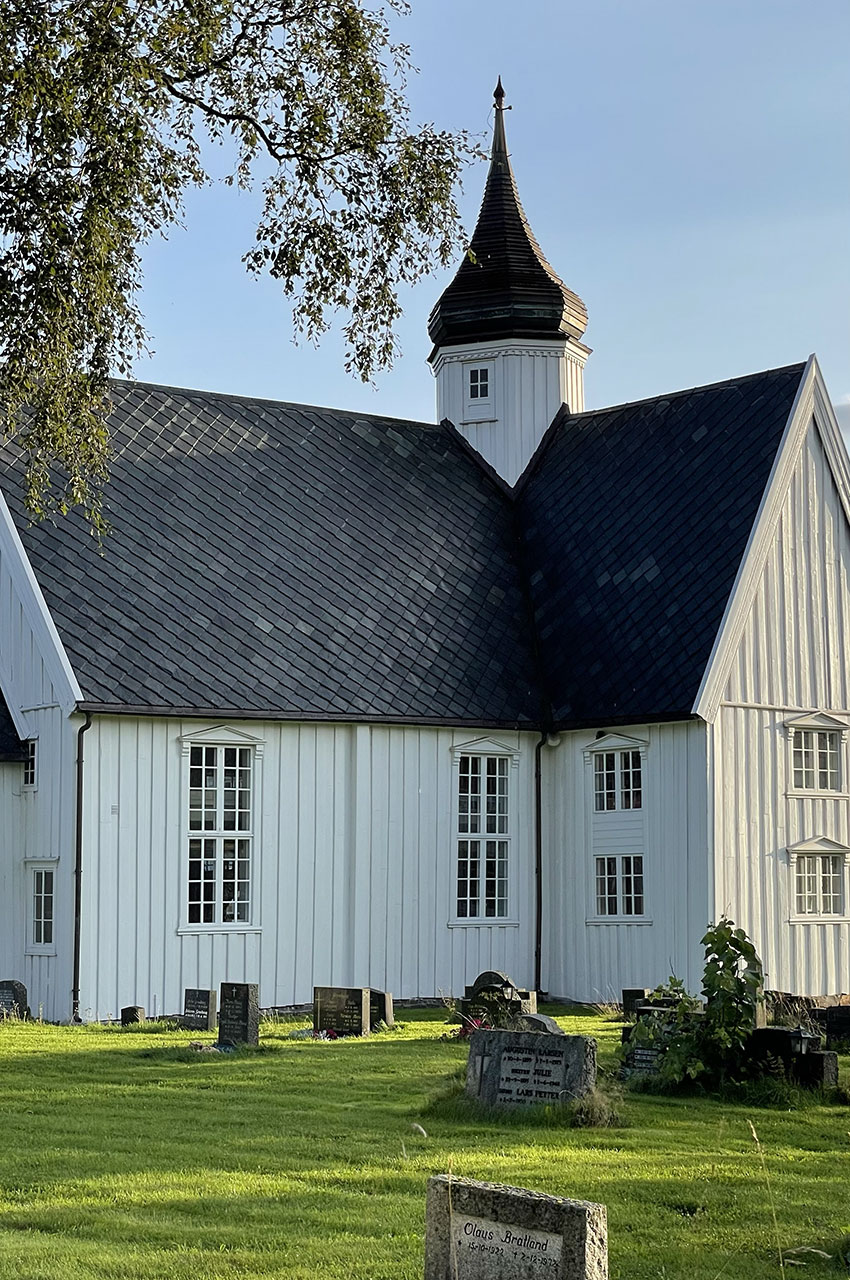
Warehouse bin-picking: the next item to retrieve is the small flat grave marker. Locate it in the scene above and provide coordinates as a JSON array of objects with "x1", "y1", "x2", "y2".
[
  {"x1": 369, "y1": 988, "x2": 394, "y2": 1029},
  {"x1": 218, "y1": 982, "x2": 259, "y2": 1047},
  {"x1": 0, "y1": 980, "x2": 28, "y2": 1019},
  {"x1": 183, "y1": 987, "x2": 217, "y2": 1032},
  {"x1": 466, "y1": 1030, "x2": 596, "y2": 1108},
  {"x1": 313, "y1": 986, "x2": 371, "y2": 1037},
  {"x1": 425, "y1": 1174, "x2": 607, "y2": 1280},
  {"x1": 121, "y1": 1004, "x2": 144, "y2": 1025}
]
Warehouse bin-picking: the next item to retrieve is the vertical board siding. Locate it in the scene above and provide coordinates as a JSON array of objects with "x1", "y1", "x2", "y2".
[
  {"x1": 543, "y1": 721, "x2": 709, "y2": 1003},
  {"x1": 80, "y1": 718, "x2": 538, "y2": 1019},
  {"x1": 716, "y1": 423, "x2": 850, "y2": 994},
  {"x1": 0, "y1": 534, "x2": 79, "y2": 1022}
]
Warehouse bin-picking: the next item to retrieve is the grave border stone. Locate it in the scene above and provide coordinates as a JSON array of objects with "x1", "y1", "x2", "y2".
[{"x1": 425, "y1": 1174, "x2": 608, "y2": 1280}]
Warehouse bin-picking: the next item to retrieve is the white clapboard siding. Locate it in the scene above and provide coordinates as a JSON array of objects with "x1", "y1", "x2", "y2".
[
  {"x1": 543, "y1": 720, "x2": 709, "y2": 1003},
  {"x1": 78, "y1": 717, "x2": 539, "y2": 1020},
  {"x1": 432, "y1": 338, "x2": 586, "y2": 486},
  {"x1": 0, "y1": 506, "x2": 83, "y2": 1023},
  {"x1": 713, "y1": 421, "x2": 850, "y2": 994}
]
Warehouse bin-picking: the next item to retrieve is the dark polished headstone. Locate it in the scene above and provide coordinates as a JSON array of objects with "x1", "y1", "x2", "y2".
[
  {"x1": 183, "y1": 987, "x2": 217, "y2": 1031},
  {"x1": 621, "y1": 988, "x2": 650, "y2": 1016},
  {"x1": 218, "y1": 982, "x2": 259, "y2": 1047},
  {"x1": 793, "y1": 1049, "x2": 839, "y2": 1090},
  {"x1": 369, "y1": 989, "x2": 395, "y2": 1028},
  {"x1": 826, "y1": 1007, "x2": 850, "y2": 1048},
  {"x1": 121, "y1": 1005, "x2": 144, "y2": 1025},
  {"x1": 0, "y1": 980, "x2": 28, "y2": 1018},
  {"x1": 313, "y1": 986, "x2": 371, "y2": 1037}
]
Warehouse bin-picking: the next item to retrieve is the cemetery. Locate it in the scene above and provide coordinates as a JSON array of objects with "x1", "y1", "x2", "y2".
[{"x1": 0, "y1": 992, "x2": 847, "y2": 1280}]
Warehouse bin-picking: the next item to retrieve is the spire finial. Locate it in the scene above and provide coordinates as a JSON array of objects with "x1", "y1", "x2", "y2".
[{"x1": 491, "y1": 77, "x2": 508, "y2": 160}]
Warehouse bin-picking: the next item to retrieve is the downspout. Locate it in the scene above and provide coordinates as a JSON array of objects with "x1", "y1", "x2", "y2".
[
  {"x1": 72, "y1": 711, "x2": 92, "y2": 1022},
  {"x1": 533, "y1": 730, "x2": 547, "y2": 995}
]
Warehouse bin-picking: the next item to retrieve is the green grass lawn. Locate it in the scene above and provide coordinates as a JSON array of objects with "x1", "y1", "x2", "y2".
[{"x1": 0, "y1": 1007, "x2": 847, "y2": 1280}]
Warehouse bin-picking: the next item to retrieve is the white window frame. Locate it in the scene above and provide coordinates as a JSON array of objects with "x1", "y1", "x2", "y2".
[
  {"x1": 462, "y1": 359, "x2": 496, "y2": 423},
  {"x1": 450, "y1": 737, "x2": 520, "y2": 926},
  {"x1": 788, "y1": 838, "x2": 848, "y2": 921},
  {"x1": 594, "y1": 853, "x2": 645, "y2": 918},
  {"x1": 22, "y1": 738, "x2": 37, "y2": 790},
  {"x1": 25, "y1": 859, "x2": 58, "y2": 955},
  {"x1": 584, "y1": 733, "x2": 651, "y2": 923},
  {"x1": 178, "y1": 726, "x2": 264, "y2": 934},
  {"x1": 785, "y1": 713, "x2": 849, "y2": 796}
]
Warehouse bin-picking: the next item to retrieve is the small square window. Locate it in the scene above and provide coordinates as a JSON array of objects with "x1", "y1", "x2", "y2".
[
  {"x1": 469, "y1": 367, "x2": 489, "y2": 399},
  {"x1": 595, "y1": 854, "x2": 644, "y2": 917},
  {"x1": 795, "y1": 853, "x2": 844, "y2": 915},
  {"x1": 792, "y1": 729, "x2": 840, "y2": 790},
  {"x1": 23, "y1": 740, "x2": 37, "y2": 788}
]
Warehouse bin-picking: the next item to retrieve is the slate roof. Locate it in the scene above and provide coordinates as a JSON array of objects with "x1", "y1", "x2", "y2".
[
  {"x1": 0, "y1": 384, "x2": 542, "y2": 726},
  {"x1": 0, "y1": 363, "x2": 806, "y2": 730},
  {"x1": 427, "y1": 81, "x2": 587, "y2": 352},
  {"x1": 516, "y1": 363, "x2": 806, "y2": 727},
  {"x1": 0, "y1": 691, "x2": 25, "y2": 761}
]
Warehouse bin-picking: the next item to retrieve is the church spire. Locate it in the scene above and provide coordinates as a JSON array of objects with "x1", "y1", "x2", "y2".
[{"x1": 427, "y1": 80, "x2": 587, "y2": 351}]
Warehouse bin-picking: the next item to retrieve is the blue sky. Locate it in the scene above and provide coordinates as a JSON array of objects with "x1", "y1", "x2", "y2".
[{"x1": 136, "y1": 1, "x2": 850, "y2": 428}]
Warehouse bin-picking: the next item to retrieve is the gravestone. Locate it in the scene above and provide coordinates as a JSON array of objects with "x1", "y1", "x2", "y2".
[
  {"x1": 460, "y1": 971, "x2": 537, "y2": 1028},
  {"x1": 217, "y1": 982, "x2": 259, "y2": 1047},
  {"x1": 826, "y1": 1006, "x2": 850, "y2": 1048},
  {"x1": 121, "y1": 1004, "x2": 144, "y2": 1025},
  {"x1": 183, "y1": 987, "x2": 217, "y2": 1031},
  {"x1": 466, "y1": 1030, "x2": 596, "y2": 1108},
  {"x1": 794, "y1": 1049, "x2": 838, "y2": 1090},
  {"x1": 425, "y1": 1175, "x2": 608, "y2": 1280},
  {"x1": 0, "y1": 980, "x2": 28, "y2": 1018},
  {"x1": 369, "y1": 989, "x2": 395, "y2": 1029},
  {"x1": 621, "y1": 988, "x2": 650, "y2": 1016},
  {"x1": 514, "y1": 1013, "x2": 564, "y2": 1035},
  {"x1": 313, "y1": 986, "x2": 371, "y2": 1037},
  {"x1": 619, "y1": 1028, "x2": 662, "y2": 1077}
]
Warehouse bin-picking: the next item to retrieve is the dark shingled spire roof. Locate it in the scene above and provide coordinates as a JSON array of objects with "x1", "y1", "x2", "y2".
[{"x1": 428, "y1": 79, "x2": 587, "y2": 352}]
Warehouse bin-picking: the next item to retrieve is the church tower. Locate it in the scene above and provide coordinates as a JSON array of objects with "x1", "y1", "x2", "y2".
[{"x1": 428, "y1": 81, "x2": 589, "y2": 486}]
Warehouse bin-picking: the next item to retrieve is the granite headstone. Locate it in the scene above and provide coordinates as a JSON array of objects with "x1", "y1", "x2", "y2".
[
  {"x1": 313, "y1": 986, "x2": 371, "y2": 1037},
  {"x1": 183, "y1": 987, "x2": 217, "y2": 1031},
  {"x1": 0, "y1": 980, "x2": 28, "y2": 1018},
  {"x1": 218, "y1": 982, "x2": 259, "y2": 1047},
  {"x1": 121, "y1": 1004, "x2": 144, "y2": 1025},
  {"x1": 425, "y1": 1175, "x2": 608, "y2": 1280},
  {"x1": 369, "y1": 989, "x2": 395, "y2": 1028},
  {"x1": 466, "y1": 1030, "x2": 596, "y2": 1108}
]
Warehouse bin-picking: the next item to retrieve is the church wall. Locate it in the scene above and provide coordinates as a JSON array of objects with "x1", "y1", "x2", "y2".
[
  {"x1": 0, "y1": 514, "x2": 80, "y2": 1023},
  {"x1": 77, "y1": 716, "x2": 539, "y2": 1019},
  {"x1": 712, "y1": 420, "x2": 850, "y2": 994},
  {"x1": 542, "y1": 719, "x2": 710, "y2": 1003}
]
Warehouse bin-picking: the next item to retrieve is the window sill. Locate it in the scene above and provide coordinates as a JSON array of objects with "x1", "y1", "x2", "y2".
[
  {"x1": 460, "y1": 416, "x2": 498, "y2": 426},
  {"x1": 785, "y1": 790, "x2": 849, "y2": 800},
  {"x1": 586, "y1": 917, "x2": 653, "y2": 926},
  {"x1": 25, "y1": 949, "x2": 57, "y2": 957},
  {"x1": 448, "y1": 918, "x2": 520, "y2": 929},
  {"x1": 789, "y1": 915, "x2": 847, "y2": 924},
  {"x1": 177, "y1": 926, "x2": 262, "y2": 936}
]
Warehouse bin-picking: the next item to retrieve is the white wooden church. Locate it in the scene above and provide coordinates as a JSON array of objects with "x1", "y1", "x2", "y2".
[{"x1": 1, "y1": 85, "x2": 848, "y2": 1021}]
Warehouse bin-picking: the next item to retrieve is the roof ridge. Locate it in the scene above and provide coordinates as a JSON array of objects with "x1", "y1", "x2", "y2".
[
  {"x1": 108, "y1": 378, "x2": 442, "y2": 431},
  {"x1": 573, "y1": 362, "x2": 807, "y2": 421}
]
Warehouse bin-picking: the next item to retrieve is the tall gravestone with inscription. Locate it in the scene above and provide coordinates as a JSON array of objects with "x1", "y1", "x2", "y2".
[
  {"x1": 313, "y1": 986, "x2": 371, "y2": 1037},
  {"x1": 217, "y1": 982, "x2": 259, "y2": 1047},
  {"x1": 369, "y1": 989, "x2": 394, "y2": 1029},
  {"x1": 425, "y1": 1175, "x2": 608, "y2": 1280},
  {"x1": 0, "y1": 980, "x2": 28, "y2": 1019},
  {"x1": 184, "y1": 987, "x2": 217, "y2": 1031},
  {"x1": 466, "y1": 1030, "x2": 596, "y2": 1108}
]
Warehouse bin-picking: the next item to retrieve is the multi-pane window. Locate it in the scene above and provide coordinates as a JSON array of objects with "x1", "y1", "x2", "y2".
[
  {"x1": 187, "y1": 745, "x2": 253, "y2": 925},
  {"x1": 469, "y1": 367, "x2": 489, "y2": 399},
  {"x1": 595, "y1": 855, "x2": 644, "y2": 917},
  {"x1": 795, "y1": 854, "x2": 843, "y2": 915},
  {"x1": 32, "y1": 867, "x2": 54, "y2": 945},
  {"x1": 22, "y1": 739, "x2": 37, "y2": 788},
  {"x1": 792, "y1": 729, "x2": 840, "y2": 790},
  {"x1": 594, "y1": 750, "x2": 642, "y2": 811},
  {"x1": 456, "y1": 754, "x2": 509, "y2": 919}
]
